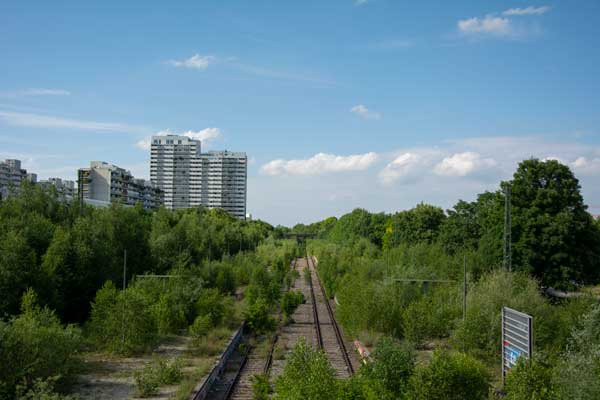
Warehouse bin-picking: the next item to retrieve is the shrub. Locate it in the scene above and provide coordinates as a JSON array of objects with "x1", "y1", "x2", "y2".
[
  {"x1": 87, "y1": 282, "x2": 157, "y2": 354},
  {"x1": 281, "y1": 290, "x2": 305, "y2": 318},
  {"x1": 134, "y1": 357, "x2": 183, "y2": 398},
  {"x1": 274, "y1": 337, "x2": 338, "y2": 400},
  {"x1": 360, "y1": 337, "x2": 415, "y2": 399},
  {"x1": 251, "y1": 373, "x2": 271, "y2": 400},
  {"x1": 504, "y1": 358, "x2": 557, "y2": 400},
  {"x1": 196, "y1": 288, "x2": 230, "y2": 327},
  {"x1": 0, "y1": 289, "x2": 82, "y2": 400},
  {"x1": 452, "y1": 270, "x2": 550, "y2": 359},
  {"x1": 15, "y1": 376, "x2": 79, "y2": 400},
  {"x1": 245, "y1": 298, "x2": 276, "y2": 334},
  {"x1": 408, "y1": 350, "x2": 491, "y2": 400},
  {"x1": 189, "y1": 314, "x2": 213, "y2": 337}
]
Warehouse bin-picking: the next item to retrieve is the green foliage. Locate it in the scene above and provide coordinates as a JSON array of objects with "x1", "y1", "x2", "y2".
[
  {"x1": 360, "y1": 337, "x2": 415, "y2": 399},
  {"x1": 407, "y1": 350, "x2": 490, "y2": 400},
  {"x1": 553, "y1": 303, "x2": 600, "y2": 400},
  {"x1": 134, "y1": 358, "x2": 184, "y2": 398},
  {"x1": 16, "y1": 376, "x2": 79, "y2": 400},
  {"x1": 244, "y1": 298, "x2": 276, "y2": 334},
  {"x1": 195, "y1": 288, "x2": 232, "y2": 328},
  {"x1": 251, "y1": 373, "x2": 271, "y2": 400},
  {"x1": 452, "y1": 270, "x2": 550, "y2": 360},
  {"x1": 274, "y1": 337, "x2": 338, "y2": 400},
  {"x1": 383, "y1": 203, "x2": 446, "y2": 249},
  {"x1": 281, "y1": 290, "x2": 305, "y2": 318},
  {"x1": 509, "y1": 159, "x2": 600, "y2": 286},
  {"x1": 0, "y1": 290, "x2": 81, "y2": 400},
  {"x1": 87, "y1": 281, "x2": 157, "y2": 354},
  {"x1": 504, "y1": 358, "x2": 557, "y2": 400}
]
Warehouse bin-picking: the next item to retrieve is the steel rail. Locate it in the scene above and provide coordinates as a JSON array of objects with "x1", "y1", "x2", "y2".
[
  {"x1": 308, "y1": 256, "x2": 355, "y2": 375},
  {"x1": 307, "y1": 256, "x2": 324, "y2": 350}
]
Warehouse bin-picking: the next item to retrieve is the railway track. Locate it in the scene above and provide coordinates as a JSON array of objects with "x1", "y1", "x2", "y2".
[{"x1": 205, "y1": 256, "x2": 355, "y2": 399}]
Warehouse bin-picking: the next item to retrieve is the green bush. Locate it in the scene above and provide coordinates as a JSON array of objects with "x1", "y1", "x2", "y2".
[
  {"x1": 87, "y1": 281, "x2": 157, "y2": 354},
  {"x1": 134, "y1": 357, "x2": 183, "y2": 398},
  {"x1": 274, "y1": 337, "x2": 338, "y2": 400},
  {"x1": 251, "y1": 373, "x2": 271, "y2": 400},
  {"x1": 189, "y1": 314, "x2": 213, "y2": 337},
  {"x1": 408, "y1": 350, "x2": 490, "y2": 400},
  {"x1": 0, "y1": 289, "x2": 82, "y2": 400},
  {"x1": 504, "y1": 358, "x2": 557, "y2": 400},
  {"x1": 281, "y1": 290, "x2": 305, "y2": 318},
  {"x1": 196, "y1": 288, "x2": 232, "y2": 327},
  {"x1": 360, "y1": 337, "x2": 415, "y2": 399},
  {"x1": 245, "y1": 298, "x2": 276, "y2": 334},
  {"x1": 452, "y1": 270, "x2": 550, "y2": 359},
  {"x1": 16, "y1": 376, "x2": 79, "y2": 400}
]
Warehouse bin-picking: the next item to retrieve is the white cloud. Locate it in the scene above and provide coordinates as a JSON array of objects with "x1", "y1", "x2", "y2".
[
  {"x1": 458, "y1": 15, "x2": 513, "y2": 37},
  {"x1": 166, "y1": 54, "x2": 215, "y2": 70},
  {"x1": 351, "y1": 104, "x2": 381, "y2": 120},
  {"x1": 0, "y1": 110, "x2": 142, "y2": 132},
  {"x1": 503, "y1": 6, "x2": 550, "y2": 16},
  {"x1": 0, "y1": 88, "x2": 71, "y2": 97},
  {"x1": 136, "y1": 128, "x2": 222, "y2": 150},
  {"x1": 433, "y1": 152, "x2": 497, "y2": 177},
  {"x1": 571, "y1": 157, "x2": 600, "y2": 176},
  {"x1": 261, "y1": 152, "x2": 379, "y2": 176},
  {"x1": 379, "y1": 153, "x2": 424, "y2": 185}
]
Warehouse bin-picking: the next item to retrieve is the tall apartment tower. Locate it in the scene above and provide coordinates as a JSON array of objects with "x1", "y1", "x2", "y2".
[
  {"x1": 0, "y1": 159, "x2": 28, "y2": 199},
  {"x1": 150, "y1": 135, "x2": 247, "y2": 218},
  {"x1": 200, "y1": 151, "x2": 247, "y2": 219},
  {"x1": 150, "y1": 135, "x2": 202, "y2": 209}
]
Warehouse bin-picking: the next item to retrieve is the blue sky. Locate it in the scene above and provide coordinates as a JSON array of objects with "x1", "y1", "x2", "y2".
[{"x1": 1, "y1": 1, "x2": 599, "y2": 225}]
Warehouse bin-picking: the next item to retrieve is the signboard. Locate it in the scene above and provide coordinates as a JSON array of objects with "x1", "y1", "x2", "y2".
[{"x1": 502, "y1": 307, "x2": 532, "y2": 380}]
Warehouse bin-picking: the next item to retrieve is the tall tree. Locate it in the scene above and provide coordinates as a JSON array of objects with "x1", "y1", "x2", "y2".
[{"x1": 509, "y1": 159, "x2": 600, "y2": 286}]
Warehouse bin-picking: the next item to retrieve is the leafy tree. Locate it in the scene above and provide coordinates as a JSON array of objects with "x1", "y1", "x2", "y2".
[
  {"x1": 383, "y1": 203, "x2": 446, "y2": 249},
  {"x1": 408, "y1": 350, "x2": 490, "y2": 400},
  {"x1": 274, "y1": 337, "x2": 338, "y2": 400},
  {"x1": 509, "y1": 159, "x2": 600, "y2": 286},
  {"x1": 0, "y1": 231, "x2": 37, "y2": 317}
]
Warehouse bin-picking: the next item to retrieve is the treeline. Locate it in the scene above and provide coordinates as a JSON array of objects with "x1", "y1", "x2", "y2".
[
  {"x1": 0, "y1": 183, "x2": 296, "y2": 399},
  {"x1": 0, "y1": 182, "x2": 273, "y2": 323},
  {"x1": 296, "y1": 159, "x2": 600, "y2": 288},
  {"x1": 294, "y1": 159, "x2": 600, "y2": 399}
]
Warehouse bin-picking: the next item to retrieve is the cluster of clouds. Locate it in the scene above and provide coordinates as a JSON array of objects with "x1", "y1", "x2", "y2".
[
  {"x1": 136, "y1": 128, "x2": 222, "y2": 150},
  {"x1": 458, "y1": 5, "x2": 550, "y2": 39},
  {"x1": 260, "y1": 136, "x2": 600, "y2": 188}
]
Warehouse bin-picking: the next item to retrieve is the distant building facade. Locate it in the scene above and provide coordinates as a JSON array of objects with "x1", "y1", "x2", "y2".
[
  {"x1": 38, "y1": 178, "x2": 76, "y2": 198},
  {"x1": 199, "y1": 151, "x2": 247, "y2": 219},
  {"x1": 150, "y1": 135, "x2": 247, "y2": 218},
  {"x1": 78, "y1": 161, "x2": 162, "y2": 209},
  {"x1": 0, "y1": 159, "x2": 29, "y2": 199}
]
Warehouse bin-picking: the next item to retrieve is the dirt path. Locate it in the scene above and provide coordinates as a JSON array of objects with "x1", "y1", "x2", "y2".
[{"x1": 72, "y1": 335, "x2": 214, "y2": 400}]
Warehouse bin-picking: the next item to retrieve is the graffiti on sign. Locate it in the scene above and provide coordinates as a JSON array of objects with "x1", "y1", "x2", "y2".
[{"x1": 501, "y1": 307, "x2": 532, "y2": 381}]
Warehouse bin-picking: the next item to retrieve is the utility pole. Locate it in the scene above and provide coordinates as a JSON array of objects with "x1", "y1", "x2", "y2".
[
  {"x1": 463, "y1": 254, "x2": 467, "y2": 321},
  {"x1": 503, "y1": 184, "x2": 512, "y2": 272},
  {"x1": 121, "y1": 249, "x2": 127, "y2": 352}
]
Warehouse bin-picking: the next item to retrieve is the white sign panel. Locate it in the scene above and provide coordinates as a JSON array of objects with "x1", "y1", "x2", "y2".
[{"x1": 502, "y1": 307, "x2": 532, "y2": 380}]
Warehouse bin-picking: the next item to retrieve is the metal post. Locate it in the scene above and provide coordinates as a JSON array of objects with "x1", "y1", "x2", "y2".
[
  {"x1": 121, "y1": 249, "x2": 127, "y2": 351},
  {"x1": 503, "y1": 184, "x2": 512, "y2": 272},
  {"x1": 463, "y1": 255, "x2": 467, "y2": 321}
]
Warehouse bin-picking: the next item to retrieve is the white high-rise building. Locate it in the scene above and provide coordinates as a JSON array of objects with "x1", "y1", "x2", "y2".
[
  {"x1": 0, "y1": 159, "x2": 29, "y2": 199},
  {"x1": 150, "y1": 135, "x2": 247, "y2": 218},
  {"x1": 199, "y1": 151, "x2": 247, "y2": 219}
]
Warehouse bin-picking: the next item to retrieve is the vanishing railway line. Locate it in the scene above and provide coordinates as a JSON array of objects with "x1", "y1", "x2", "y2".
[{"x1": 202, "y1": 257, "x2": 356, "y2": 400}]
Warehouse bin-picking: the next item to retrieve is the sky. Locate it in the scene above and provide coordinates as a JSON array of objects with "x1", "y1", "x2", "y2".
[{"x1": 1, "y1": 1, "x2": 599, "y2": 226}]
